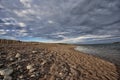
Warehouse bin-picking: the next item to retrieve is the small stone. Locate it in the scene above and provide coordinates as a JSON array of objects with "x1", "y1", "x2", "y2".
[
  {"x1": 4, "y1": 76, "x2": 12, "y2": 80},
  {"x1": 18, "y1": 58, "x2": 21, "y2": 61},
  {"x1": 29, "y1": 68, "x2": 35, "y2": 73},
  {"x1": 32, "y1": 51, "x2": 37, "y2": 53},
  {"x1": 41, "y1": 61, "x2": 47, "y2": 65},
  {"x1": 40, "y1": 53, "x2": 44, "y2": 55},
  {"x1": 26, "y1": 64, "x2": 33, "y2": 70},
  {"x1": 15, "y1": 53, "x2": 21, "y2": 58},
  {"x1": 9, "y1": 58, "x2": 14, "y2": 61},
  {"x1": 35, "y1": 73, "x2": 40, "y2": 77},
  {"x1": 17, "y1": 66, "x2": 21, "y2": 70},
  {"x1": 59, "y1": 72, "x2": 63, "y2": 76},
  {"x1": 30, "y1": 74, "x2": 35, "y2": 77},
  {"x1": 19, "y1": 75, "x2": 23, "y2": 79}
]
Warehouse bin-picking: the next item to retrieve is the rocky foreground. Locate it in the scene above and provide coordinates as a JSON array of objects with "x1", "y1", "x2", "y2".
[{"x1": 0, "y1": 39, "x2": 119, "y2": 80}]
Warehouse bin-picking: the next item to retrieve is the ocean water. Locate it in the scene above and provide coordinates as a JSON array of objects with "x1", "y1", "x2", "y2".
[{"x1": 75, "y1": 44, "x2": 120, "y2": 65}]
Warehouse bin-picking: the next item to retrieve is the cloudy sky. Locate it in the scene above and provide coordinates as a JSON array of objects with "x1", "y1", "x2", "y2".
[{"x1": 0, "y1": 0, "x2": 120, "y2": 44}]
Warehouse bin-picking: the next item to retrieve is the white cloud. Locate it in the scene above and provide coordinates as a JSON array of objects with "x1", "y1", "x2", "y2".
[
  {"x1": 22, "y1": 33, "x2": 28, "y2": 36},
  {"x1": 18, "y1": 22, "x2": 26, "y2": 27},
  {"x1": 20, "y1": 0, "x2": 32, "y2": 8},
  {"x1": 12, "y1": 29, "x2": 28, "y2": 37},
  {"x1": 48, "y1": 20, "x2": 54, "y2": 24},
  {"x1": 19, "y1": 32, "x2": 28, "y2": 36},
  {"x1": 48, "y1": 32, "x2": 69, "y2": 36},
  {"x1": 0, "y1": 4, "x2": 4, "y2": 8},
  {"x1": 1, "y1": 18, "x2": 26, "y2": 27},
  {"x1": 14, "y1": 9, "x2": 35, "y2": 17},
  {"x1": 1, "y1": 18, "x2": 17, "y2": 25},
  {"x1": 19, "y1": 29, "x2": 27, "y2": 33},
  {"x1": 2, "y1": 18, "x2": 15, "y2": 21},
  {"x1": 11, "y1": 30, "x2": 15, "y2": 32},
  {"x1": 4, "y1": 23, "x2": 12, "y2": 25},
  {"x1": 5, "y1": 29, "x2": 10, "y2": 32},
  {"x1": 36, "y1": 16, "x2": 42, "y2": 20},
  {"x1": 14, "y1": 10, "x2": 24, "y2": 17},
  {"x1": 55, "y1": 32, "x2": 69, "y2": 35},
  {"x1": 0, "y1": 36, "x2": 17, "y2": 40},
  {"x1": 22, "y1": 9, "x2": 35, "y2": 14},
  {"x1": 0, "y1": 30, "x2": 6, "y2": 34},
  {"x1": 0, "y1": 31, "x2": 6, "y2": 34},
  {"x1": 53, "y1": 35, "x2": 112, "y2": 43}
]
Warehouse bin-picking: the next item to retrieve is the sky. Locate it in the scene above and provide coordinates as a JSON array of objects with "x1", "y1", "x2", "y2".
[{"x1": 0, "y1": 0, "x2": 120, "y2": 44}]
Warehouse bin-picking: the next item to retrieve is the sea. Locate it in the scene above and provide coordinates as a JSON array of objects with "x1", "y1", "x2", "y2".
[{"x1": 75, "y1": 44, "x2": 120, "y2": 65}]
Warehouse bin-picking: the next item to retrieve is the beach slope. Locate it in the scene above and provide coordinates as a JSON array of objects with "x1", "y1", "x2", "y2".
[{"x1": 0, "y1": 39, "x2": 119, "y2": 80}]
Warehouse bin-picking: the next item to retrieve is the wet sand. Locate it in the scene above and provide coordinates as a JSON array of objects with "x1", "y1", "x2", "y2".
[{"x1": 0, "y1": 39, "x2": 119, "y2": 80}]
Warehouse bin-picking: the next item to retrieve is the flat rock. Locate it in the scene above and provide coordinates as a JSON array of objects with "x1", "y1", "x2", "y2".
[{"x1": 0, "y1": 68, "x2": 13, "y2": 76}]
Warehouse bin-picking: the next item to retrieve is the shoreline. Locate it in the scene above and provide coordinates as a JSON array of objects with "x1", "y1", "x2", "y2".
[
  {"x1": 74, "y1": 45, "x2": 120, "y2": 66},
  {"x1": 74, "y1": 46, "x2": 120, "y2": 79}
]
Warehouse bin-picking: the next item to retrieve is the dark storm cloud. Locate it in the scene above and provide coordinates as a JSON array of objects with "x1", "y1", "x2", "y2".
[{"x1": 0, "y1": 0, "x2": 120, "y2": 43}]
